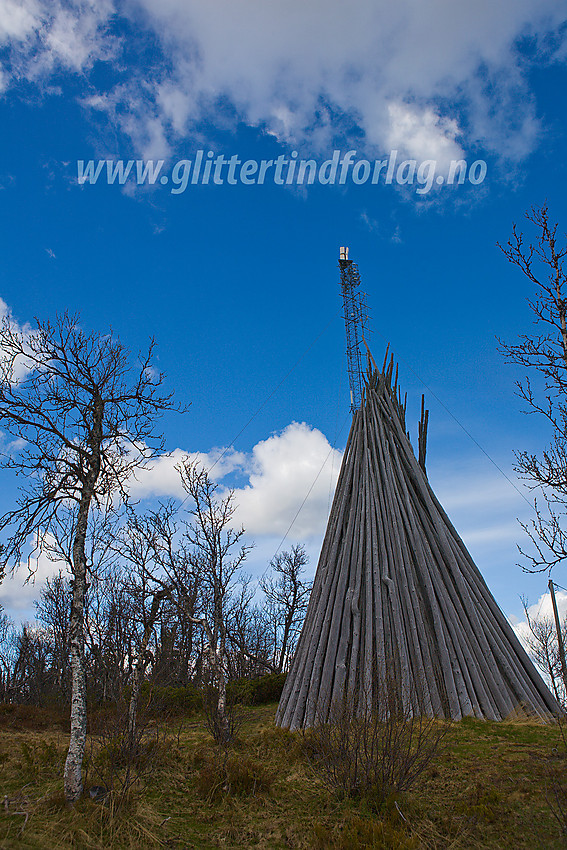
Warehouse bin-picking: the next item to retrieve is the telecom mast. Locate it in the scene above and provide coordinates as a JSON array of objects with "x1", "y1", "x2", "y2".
[{"x1": 338, "y1": 247, "x2": 368, "y2": 412}]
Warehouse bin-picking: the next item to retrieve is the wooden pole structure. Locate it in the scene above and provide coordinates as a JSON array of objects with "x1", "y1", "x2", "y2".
[
  {"x1": 277, "y1": 251, "x2": 560, "y2": 728},
  {"x1": 276, "y1": 360, "x2": 561, "y2": 728},
  {"x1": 548, "y1": 578, "x2": 567, "y2": 696}
]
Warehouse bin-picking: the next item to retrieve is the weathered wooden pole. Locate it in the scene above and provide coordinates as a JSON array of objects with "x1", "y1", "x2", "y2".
[{"x1": 549, "y1": 578, "x2": 567, "y2": 696}]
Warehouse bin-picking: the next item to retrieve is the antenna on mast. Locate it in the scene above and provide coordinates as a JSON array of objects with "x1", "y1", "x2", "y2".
[{"x1": 338, "y1": 247, "x2": 368, "y2": 413}]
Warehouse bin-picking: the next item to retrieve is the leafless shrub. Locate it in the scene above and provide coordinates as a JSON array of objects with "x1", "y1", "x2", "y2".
[
  {"x1": 196, "y1": 749, "x2": 274, "y2": 801},
  {"x1": 87, "y1": 702, "x2": 169, "y2": 812},
  {"x1": 202, "y1": 682, "x2": 245, "y2": 747},
  {"x1": 546, "y1": 718, "x2": 567, "y2": 842},
  {"x1": 304, "y1": 674, "x2": 447, "y2": 806}
]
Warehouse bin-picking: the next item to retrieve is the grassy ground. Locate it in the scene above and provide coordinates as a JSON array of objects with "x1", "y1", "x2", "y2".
[{"x1": 0, "y1": 703, "x2": 565, "y2": 849}]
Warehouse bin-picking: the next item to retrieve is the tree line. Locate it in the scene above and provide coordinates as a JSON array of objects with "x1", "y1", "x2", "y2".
[
  {"x1": 0, "y1": 534, "x2": 310, "y2": 710},
  {"x1": 0, "y1": 314, "x2": 310, "y2": 802}
]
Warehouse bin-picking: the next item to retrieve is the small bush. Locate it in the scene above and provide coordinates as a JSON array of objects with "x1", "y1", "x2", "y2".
[
  {"x1": 138, "y1": 683, "x2": 202, "y2": 716},
  {"x1": 228, "y1": 673, "x2": 287, "y2": 706},
  {"x1": 202, "y1": 683, "x2": 247, "y2": 746},
  {"x1": 304, "y1": 677, "x2": 446, "y2": 807},
  {"x1": 0, "y1": 703, "x2": 67, "y2": 731},
  {"x1": 87, "y1": 706, "x2": 171, "y2": 810},
  {"x1": 256, "y1": 725, "x2": 303, "y2": 760},
  {"x1": 197, "y1": 751, "x2": 274, "y2": 801},
  {"x1": 312, "y1": 813, "x2": 418, "y2": 849},
  {"x1": 19, "y1": 740, "x2": 64, "y2": 781}
]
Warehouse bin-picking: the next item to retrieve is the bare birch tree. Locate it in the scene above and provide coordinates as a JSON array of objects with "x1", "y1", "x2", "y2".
[
  {"x1": 260, "y1": 545, "x2": 312, "y2": 673},
  {"x1": 521, "y1": 598, "x2": 567, "y2": 708},
  {"x1": 176, "y1": 460, "x2": 250, "y2": 741},
  {"x1": 34, "y1": 572, "x2": 71, "y2": 698},
  {"x1": 109, "y1": 511, "x2": 175, "y2": 742},
  {"x1": 499, "y1": 205, "x2": 567, "y2": 573},
  {"x1": 0, "y1": 610, "x2": 14, "y2": 702},
  {"x1": 227, "y1": 579, "x2": 276, "y2": 676},
  {"x1": 0, "y1": 312, "x2": 177, "y2": 803}
]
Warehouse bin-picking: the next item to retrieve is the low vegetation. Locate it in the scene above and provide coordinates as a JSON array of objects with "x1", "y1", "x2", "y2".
[{"x1": 0, "y1": 697, "x2": 565, "y2": 849}]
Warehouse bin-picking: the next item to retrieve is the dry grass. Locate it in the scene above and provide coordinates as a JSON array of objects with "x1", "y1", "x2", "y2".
[{"x1": 0, "y1": 704, "x2": 565, "y2": 849}]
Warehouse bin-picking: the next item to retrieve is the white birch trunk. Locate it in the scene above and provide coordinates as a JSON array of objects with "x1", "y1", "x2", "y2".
[
  {"x1": 128, "y1": 592, "x2": 164, "y2": 744},
  {"x1": 63, "y1": 491, "x2": 91, "y2": 804},
  {"x1": 64, "y1": 395, "x2": 102, "y2": 804}
]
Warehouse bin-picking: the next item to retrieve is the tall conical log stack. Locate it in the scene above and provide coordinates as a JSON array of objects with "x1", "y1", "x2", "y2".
[{"x1": 276, "y1": 364, "x2": 560, "y2": 728}]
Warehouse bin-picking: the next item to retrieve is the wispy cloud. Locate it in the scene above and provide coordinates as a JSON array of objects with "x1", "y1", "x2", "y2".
[
  {"x1": 0, "y1": 0, "x2": 564, "y2": 165},
  {"x1": 0, "y1": 295, "x2": 35, "y2": 382},
  {"x1": 0, "y1": 0, "x2": 118, "y2": 79},
  {"x1": 431, "y1": 464, "x2": 533, "y2": 554}
]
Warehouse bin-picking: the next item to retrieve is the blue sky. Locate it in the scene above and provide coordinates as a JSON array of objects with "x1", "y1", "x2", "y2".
[{"x1": 1, "y1": 0, "x2": 567, "y2": 629}]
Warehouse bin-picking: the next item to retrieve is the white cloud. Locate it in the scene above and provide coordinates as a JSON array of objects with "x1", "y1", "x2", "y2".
[
  {"x1": 0, "y1": 0, "x2": 564, "y2": 163},
  {"x1": 127, "y1": 422, "x2": 342, "y2": 540},
  {"x1": 44, "y1": 6, "x2": 110, "y2": 73},
  {"x1": 0, "y1": 423, "x2": 339, "y2": 619},
  {"x1": 0, "y1": 0, "x2": 117, "y2": 83},
  {"x1": 385, "y1": 103, "x2": 462, "y2": 170},
  {"x1": 128, "y1": 432, "x2": 538, "y2": 558},
  {"x1": 0, "y1": 295, "x2": 35, "y2": 382},
  {"x1": 511, "y1": 589, "x2": 567, "y2": 655},
  {"x1": 0, "y1": 545, "x2": 69, "y2": 613},
  {"x1": 0, "y1": 0, "x2": 41, "y2": 43},
  {"x1": 128, "y1": 445, "x2": 248, "y2": 500},
  {"x1": 231, "y1": 422, "x2": 342, "y2": 538}
]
